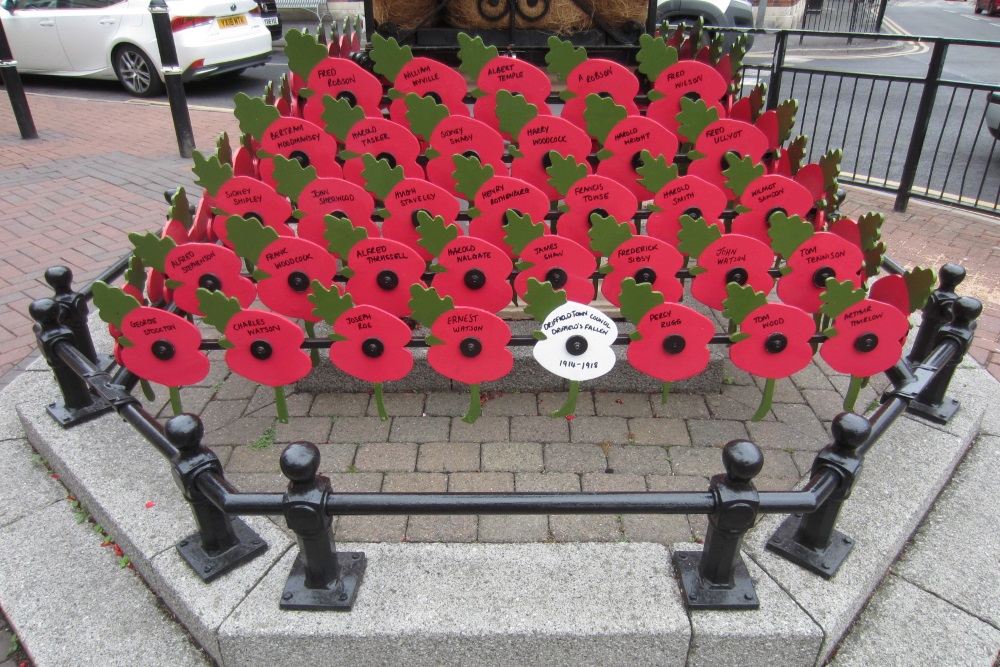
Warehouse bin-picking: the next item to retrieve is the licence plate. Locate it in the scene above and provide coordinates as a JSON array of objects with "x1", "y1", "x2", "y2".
[
  {"x1": 218, "y1": 15, "x2": 248, "y2": 28},
  {"x1": 263, "y1": 16, "x2": 278, "y2": 24}
]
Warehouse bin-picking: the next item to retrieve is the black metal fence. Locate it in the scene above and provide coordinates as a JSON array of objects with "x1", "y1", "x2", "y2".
[
  {"x1": 798, "y1": 0, "x2": 887, "y2": 35},
  {"x1": 27, "y1": 259, "x2": 982, "y2": 611},
  {"x1": 747, "y1": 31, "x2": 1000, "y2": 215}
]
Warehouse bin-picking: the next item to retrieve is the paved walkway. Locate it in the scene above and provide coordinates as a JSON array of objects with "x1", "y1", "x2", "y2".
[{"x1": 1, "y1": 92, "x2": 998, "y2": 664}]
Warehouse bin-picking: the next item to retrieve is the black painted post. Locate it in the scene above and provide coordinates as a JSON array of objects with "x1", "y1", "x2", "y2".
[
  {"x1": 148, "y1": 0, "x2": 195, "y2": 158},
  {"x1": 767, "y1": 31, "x2": 788, "y2": 111},
  {"x1": 279, "y1": 441, "x2": 367, "y2": 610},
  {"x1": 0, "y1": 16, "x2": 37, "y2": 140},
  {"x1": 895, "y1": 39, "x2": 947, "y2": 212},
  {"x1": 30, "y1": 298, "x2": 111, "y2": 426},
  {"x1": 907, "y1": 263, "x2": 965, "y2": 365},
  {"x1": 766, "y1": 412, "x2": 870, "y2": 578},
  {"x1": 909, "y1": 296, "x2": 983, "y2": 424},
  {"x1": 45, "y1": 267, "x2": 100, "y2": 365},
  {"x1": 673, "y1": 440, "x2": 762, "y2": 610},
  {"x1": 167, "y1": 414, "x2": 268, "y2": 582}
]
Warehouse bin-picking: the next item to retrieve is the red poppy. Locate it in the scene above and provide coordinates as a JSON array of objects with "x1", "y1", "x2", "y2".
[
  {"x1": 777, "y1": 232, "x2": 864, "y2": 314},
  {"x1": 344, "y1": 238, "x2": 427, "y2": 316},
  {"x1": 730, "y1": 302, "x2": 816, "y2": 379},
  {"x1": 687, "y1": 119, "x2": 769, "y2": 199},
  {"x1": 224, "y1": 309, "x2": 312, "y2": 387},
  {"x1": 514, "y1": 235, "x2": 596, "y2": 305},
  {"x1": 557, "y1": 175, "x2": 637, "y2": 258},
  {"x1": 820, "y1": 298, "x2": 909, "y2": 378},
  {"x1": 231, "y1": 141, "x2": 258, "y2": 179},
  {"x1": 474, "y1": 58, "x2": 551, "y2": 139},
  {"x1": 731, "y1": 175, "x2": 815, "y2": 244},
  {"x1": 424, "y1": 116, "x2": 507, "y2": 198},
  {"x1": 595, "y1": 116, "x2": 679, "y2": 201},
  {"x1": 691, "y1": 234, "x2": 775, "y2": 310},
  {"x1": 211, "y1": 176, "x2": 295, "y2": 246},
  {"x1": 601, "y1": 237, "x2": 684, "y2": 306},
  {"x1": 646, "y1": 175, "x2": 727, "y2": 253},
  {"x1": 255, "y1": 237, "x2": 339, "y2": 321},
  {"x1": 388, "y1": 58, "x2": 471, "y2": 131},
  {"x1": 511, "y1": 116, "x2": 593, "y2": 201},
  {"x1": 257, "y1": 117, "x2": 343, "y2": 189},
  {"x1": 163, "y1": 243, "x2": 256, "y2": 316},
  {"x1": 561, "y1": 59, "x2": 639, "y2": 132},
  {"x1": 341, "y1": 117, "x2": 424, "y2": 188},
  {"x1": 646, "y1": 60, "x2": 729, "y2": 138},
  {"x1": 119, "y1": 307, "x2": 209, "y2": 387},
  {"x1": 329, "y1": 304, "x2": 414, "y2": 382},
  {"x1": 628, "y1": 302, "x2": 715, "y2": 381},
  {"x1": 431, "y1": 236, "x2": 514, "y2": 313},
  {"x1": 382, "y1": 178, "x2": 461, "y2": 261},
  {"x1": 470, "y1": 176, "x2": 551, "y2": 259},
  {"x1": 301, "y1": 57, "x2": 384, "y2": 124},
  {"x1": 295, "y1": 176, "x2": 379, "y2": 247},
  {"x1": 427, "y1": 306, "x2": 513, "y2": 385},
  {"x1": 191, "y1": 196, "x2": 214, "y2": 243}
]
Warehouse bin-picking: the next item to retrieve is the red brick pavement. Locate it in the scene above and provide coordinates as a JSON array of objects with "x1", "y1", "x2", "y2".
[{"x1": 0, "y1": 94, "x2": 998, "y2": 387}]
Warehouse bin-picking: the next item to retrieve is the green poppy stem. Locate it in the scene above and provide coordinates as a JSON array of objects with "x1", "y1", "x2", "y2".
[
  {"x1": 274, "y1": 386, "x2": 289, "y2": 423},
  {"x1": 661, "y1": 381, "x2": 672, "y2": 405},
  {"x1": 751, "y1": 378, "x2": 775, "y2": 422},
  {"x1": 168, "y1": 386, "x2": 183, "y2": 416},
  {"x1": 304, "y1": 321, "x2": 320, "y2": 367},
  {"x1": 462, "y1": 383, "x2": 482, "y2": 424},
  {"x1": 844, "y1": 375, "x2": 865, "y2": 413},
  {"x1": 139, "y1": 379, "x2": 155, "y2": 402},
  {"x1": 550, "y1": 380, "x2": 580, "y2": 418},
  {"x1": 373, "y1": 382, "x2": 388, "y2": 421}
]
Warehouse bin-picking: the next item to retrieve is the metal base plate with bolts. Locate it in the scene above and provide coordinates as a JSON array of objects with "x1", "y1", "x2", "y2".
[
  {"x1": 766, "y1": 514, "x2": 854, "y2": 579},
  {"x1": 47, "y1": 396, "x2": 113, "y2": 427},
  {"x1": 673, "y1": 551, "x2": 759, "y2": 610},
  {"x1": 176, "y1": 518, "x2": 268, "y2": 583},
  {"x1": 280, "y1": 552, "x2": 367, "y2": 611},
  {"x1": 907, "y1": 397, "x2": 959, "y2": 424}
]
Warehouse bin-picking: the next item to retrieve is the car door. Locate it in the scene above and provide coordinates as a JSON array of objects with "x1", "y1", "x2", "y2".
[
  {"x1": 1, "y1": 0, "x2": 73, "y2": 72},
  {"x1": 53, "y1": 0, "x2": 126, "y2": 73}
]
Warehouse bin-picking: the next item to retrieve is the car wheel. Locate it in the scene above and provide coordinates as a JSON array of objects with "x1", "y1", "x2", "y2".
[
  {"x1": 113, "y1": 45, "x2": 165, "y2": 98},
  {"x1": 975, "y1": 2, "x2": 983, "y2": 12}
]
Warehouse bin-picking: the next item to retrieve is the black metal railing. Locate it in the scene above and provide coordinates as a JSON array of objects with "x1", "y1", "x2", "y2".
[
  {"x1": 745, "y1": 31, "x2": 1000, "y2": 215},
  {"x1": 798, "y1": 0, "x2": 887, "y2": 35},
  {"x1": 27, "y1": 257, "x2": 982, "y2": 611}
]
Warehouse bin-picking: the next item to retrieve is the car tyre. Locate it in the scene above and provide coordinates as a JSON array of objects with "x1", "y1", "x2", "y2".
[
  {"x1": 975, "y1": 3, "x2": 983, "y2": 12},
  {"x1": 113, "y1": 44, "x2": 165, "y2": 98}
]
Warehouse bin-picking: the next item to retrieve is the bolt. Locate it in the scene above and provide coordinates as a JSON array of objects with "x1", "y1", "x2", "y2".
[
  {"x1": 821, "y1": 562, "x2": 830, "y2": 569},
  {"x1": 339, "y1": 593, "x2": 349, "y2": 602},
  {"x1": 352, "y1": 553, "x2": 361, "y2": 560},
  {"x1": 688, "y1": 593, "x2": 698, "y2": 601},
  {"x1": 843, "y1": 537, "x2": 853, "y2": 544},
  {"x1": 282, "y1": 592, "x2": 293, "y2": 601},
  {"x1": 179, "y1": 540, "x2": 188, "y2": 547},
  {"x1": 204, "y1": 565, "x2": 213, "y2": 573},
  {"x1": 744, "y1": 593, "x2": 753, "y2": 601}
]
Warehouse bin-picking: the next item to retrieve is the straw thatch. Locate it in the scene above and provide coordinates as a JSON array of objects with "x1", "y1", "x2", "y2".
[
  {"x1": 446, "y1": 0, "x2": 595, "y2": 34},
  {"x1": 372, "y1": 0, "x2": 440, "y2": 29},
  {"x1": 593, "y1": 0, "x2": 648, "y2": 28}
]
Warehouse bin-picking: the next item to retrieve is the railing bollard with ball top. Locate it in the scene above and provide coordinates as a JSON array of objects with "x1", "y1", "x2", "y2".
[
  {"x1": 166, "y1": 414, "x2": 269, "y2": 582},
  {"x1": 907, "y1": 263, "x2": 965, "y2": 366},
  {"x1": 673, "y1": 440, "x2": 763, "y2": 610},
  {"x1": 45, "y1": 266, "x2": 101, "y2": 366},
  {"x1": 280, "y1": 441, "x2": 367, "y2": 611},
  {"x1": 766, "y1": 412, "x2": 870, "y2": 578},
  {"x1": 30, "y1": 298, "x2": 112, "y2": 426}
]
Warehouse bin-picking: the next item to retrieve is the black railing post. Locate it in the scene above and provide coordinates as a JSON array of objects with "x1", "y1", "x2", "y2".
[
  {"x1": 279, "y1": 441, "x2": 366, "y2": 610},
  {"x1": 909, "y1": 296, "x2": 983, "y2": 424},
  {"x1": 895, "y1": 39, "x2": 947, "y2": 212},
  {"x1": 0, "y1": 16, "x2": 37, "y2": 140},
  {"x1": 45, "y1": 266, "x2": 100, "y2": 366},
  {"x1": 167, "y1": 414, "x2": 268, "y2": 582},
  {"x1": 674, "y1": 440, "x2": 762, "y2": 610},
  {"x1": 907, "y1": 263, "x2": 965, "y2": 365},
  {"x1": 30, "y1": 298, "x2": 111, "y2": 426},
  {"x1": 148, "y1": 0, "x2": 195, "y2": 159},
  {"x1": 766, "y1": 31, "x2": 788, "y2": 111},
  {"x1": 766, "y1": 412, "x2": 870, "y2": 578}
]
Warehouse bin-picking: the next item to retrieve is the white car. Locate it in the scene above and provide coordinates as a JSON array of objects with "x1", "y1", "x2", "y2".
[{"x1": 0, "y1": 0, "x2": 272, "y2": 97}]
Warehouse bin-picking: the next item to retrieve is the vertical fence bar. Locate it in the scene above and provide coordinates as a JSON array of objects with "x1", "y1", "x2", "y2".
[
  {"x1": 0, "y1": 12, "x2": 37, "y2": 140},
  {"x1": 766, "y1": 31, "x2": 788, "y2": 111},
  {"x1": 149, "y1": 0, "x2": 195, "y2": 158},
  {"x1": 895, "y1": 39, "x2": 947, "y2": 212}
]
